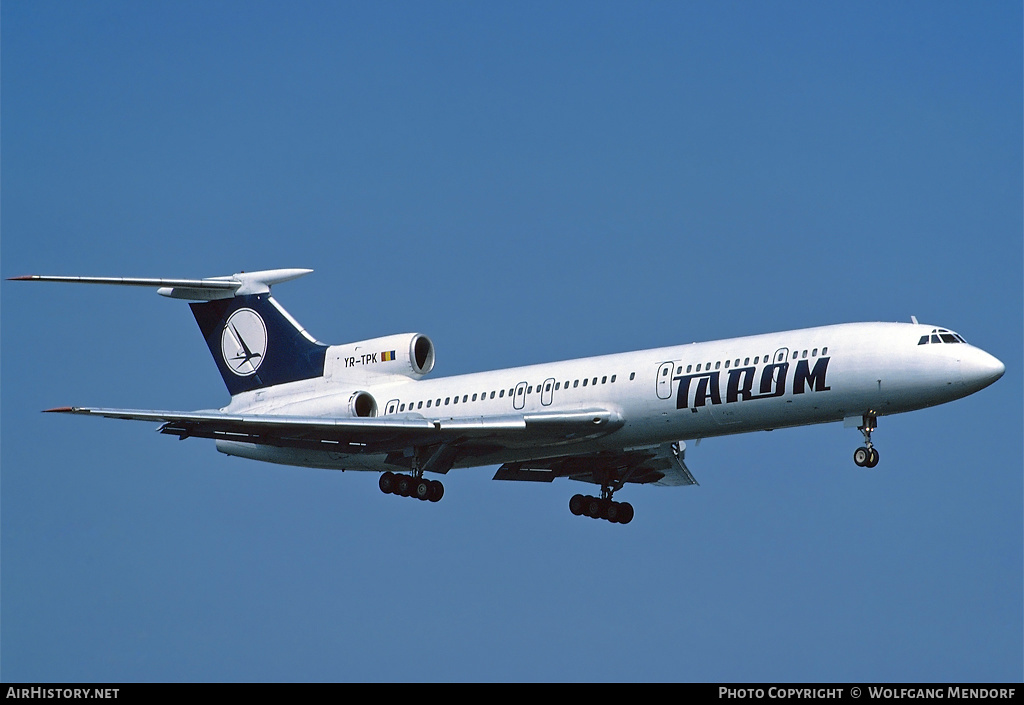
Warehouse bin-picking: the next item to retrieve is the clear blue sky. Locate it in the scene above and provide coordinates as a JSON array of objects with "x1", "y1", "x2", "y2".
[{"x1": 3, "y1": 1, "x2": 1021, "y2": 682}]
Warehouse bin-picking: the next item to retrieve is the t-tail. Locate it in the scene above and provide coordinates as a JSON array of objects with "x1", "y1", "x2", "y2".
[{"x1": 9, "y1": 269, "x2": 326, "y2": 396}]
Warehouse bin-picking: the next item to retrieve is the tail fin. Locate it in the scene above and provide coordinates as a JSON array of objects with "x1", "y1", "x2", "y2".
[
  {"x1": 191, "y1": 293, "x2": 326, "y2": 395},
  {"x1": 10, "y1": 268, "x2": 327, "y2": 396}
]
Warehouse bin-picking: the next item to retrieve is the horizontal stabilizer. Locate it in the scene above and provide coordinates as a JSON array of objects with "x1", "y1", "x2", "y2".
[{"x1": 10, "y1": 269, "x2": 312, "y2": 301}]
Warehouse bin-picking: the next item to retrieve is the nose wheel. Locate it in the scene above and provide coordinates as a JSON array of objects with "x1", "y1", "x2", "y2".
[{"x1": 853, "y1": 412, "x2": 880, "y2": 467}]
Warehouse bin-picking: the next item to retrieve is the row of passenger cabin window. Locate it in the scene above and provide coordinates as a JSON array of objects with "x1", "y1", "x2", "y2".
[
  {"x1": 395, "y1": 371, "x2": 636, "y2": 412},
  {"x1": 675, "y1": 347, "x2": 829, "y2": 375}
]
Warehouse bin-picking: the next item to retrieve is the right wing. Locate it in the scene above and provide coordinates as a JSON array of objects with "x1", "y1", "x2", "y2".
[{"x1": 492, "y1": 441, "x2": 698, "y2": 487}]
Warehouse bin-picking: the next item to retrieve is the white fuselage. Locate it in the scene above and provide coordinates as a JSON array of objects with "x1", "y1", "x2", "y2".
[{"x1": 215, "y1": 322, "x2": 1004, "y2": 471}]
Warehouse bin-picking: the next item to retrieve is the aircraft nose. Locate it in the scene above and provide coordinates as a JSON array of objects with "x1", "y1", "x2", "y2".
[{"x1": 962, "y1": 348, "x2": 1005, "y2": 392}]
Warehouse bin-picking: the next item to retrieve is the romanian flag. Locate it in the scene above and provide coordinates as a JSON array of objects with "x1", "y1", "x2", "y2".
[{"x1": 382, "y1": 350, "x2": 396, "y2": 362}]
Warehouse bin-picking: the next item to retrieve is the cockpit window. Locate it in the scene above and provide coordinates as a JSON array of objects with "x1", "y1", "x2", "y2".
[{"x1": 918, "y1": 328, "x2": 966, "y2": 345}]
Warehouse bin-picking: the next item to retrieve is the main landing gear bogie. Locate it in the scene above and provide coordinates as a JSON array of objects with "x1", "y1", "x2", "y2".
[
  {"x1": 379, "y1": 471, "x2": 444, "y2": 502},
  {"x1": 569, "y1": 493, "x2": 634, "y2": 524}
]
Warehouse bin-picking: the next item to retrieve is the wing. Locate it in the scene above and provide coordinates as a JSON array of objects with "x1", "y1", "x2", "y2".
[
  {"x1": 492, "y1": 441, "x2": 698, "y2": 488},
  {"x1": 44, "y1": 405, "x2": 624, "y2": 472}
]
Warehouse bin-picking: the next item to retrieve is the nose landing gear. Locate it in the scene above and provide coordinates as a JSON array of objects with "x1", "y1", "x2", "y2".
[{"x1": 853, "y1": 412, "x2": 879, "y2": 468}]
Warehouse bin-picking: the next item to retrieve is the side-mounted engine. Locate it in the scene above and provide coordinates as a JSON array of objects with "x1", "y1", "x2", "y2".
[{"x1": 325, "y1": 333, "x2": 435, "y2": 383}]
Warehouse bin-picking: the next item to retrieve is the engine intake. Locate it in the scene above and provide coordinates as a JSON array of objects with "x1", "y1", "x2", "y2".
[{"x1": 349, "y1": 391, "x2": 377, "y2": 418}]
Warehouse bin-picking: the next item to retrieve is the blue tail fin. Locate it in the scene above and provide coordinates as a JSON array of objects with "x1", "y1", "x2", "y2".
[{"x1": 190, "y1": 294, "x2": 327, "y2": 396}]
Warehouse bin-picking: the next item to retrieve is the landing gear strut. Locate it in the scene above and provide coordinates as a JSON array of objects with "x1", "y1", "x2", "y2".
[
  {"x1": 569, "y1": 481, "x2": 634, "y2": 524},
  {"x1": 853, "y1": 412, "x2": 880, "y2": 468}
]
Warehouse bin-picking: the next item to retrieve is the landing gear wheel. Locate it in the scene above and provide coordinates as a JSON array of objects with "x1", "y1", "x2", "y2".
[
  {"x1": 414, "y1": 479, "x2": 432, "y2": 501},
  {"x1": 866, "y1": 448, "x2": 879, "y2": 468},
  {"x1": 428, "y1": 480, "x2": 444, "y2": 502},
  {"x1": 379, "y1": 471, "x2": 396, "y2": 494},
  {"x1": 854, "y1": 447, "x2": 870, "y2": 467},
  {"x1": 396, "y1": 475, "x2": 412, "y2": 496},
  {"x1": 618, "y1": 502, "x2": 634, "y2": 525},
  {"x1": 569, "y1": 494, "x2": 585, "y2": 516}
]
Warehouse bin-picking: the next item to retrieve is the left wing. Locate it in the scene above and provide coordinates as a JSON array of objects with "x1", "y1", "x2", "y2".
[{"x1": 45, "y1": 405, "x2": 624, "y2": 463}]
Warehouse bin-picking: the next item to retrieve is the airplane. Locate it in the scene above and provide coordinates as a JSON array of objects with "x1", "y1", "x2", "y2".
[{"x1": 11, "y1": 268, "x2": 1005, "y2": 524}]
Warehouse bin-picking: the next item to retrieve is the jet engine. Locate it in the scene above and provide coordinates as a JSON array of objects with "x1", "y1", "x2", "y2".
[{"x1": 326, "y1": 333, "x2": 435, "y2": 381}]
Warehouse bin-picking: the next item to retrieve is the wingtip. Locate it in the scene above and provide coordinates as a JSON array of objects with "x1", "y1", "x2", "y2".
[
  {"x1": 8, "y1": 275, "x2": 37, "y2": 281},
  {"x1": 43, "y1": 406, "x2": 75, "y2": 413}
]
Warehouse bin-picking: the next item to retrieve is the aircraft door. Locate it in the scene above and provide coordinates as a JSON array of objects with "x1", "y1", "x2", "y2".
[
  {"x1": 513, "y1": 381, "x2": 528, "y2": 410},
  {"x1": 541, "y1": 377, "x2": 555, "y2": 406},
  {"x1": 385, "y1": 399, "x2": 400, "y2": 415},
  {"x1": 765, "y1": 347, "x2": 790, "y2": 396},
  {"x1": 656, "y1": 362, "x2": 674, "y2": 400}
]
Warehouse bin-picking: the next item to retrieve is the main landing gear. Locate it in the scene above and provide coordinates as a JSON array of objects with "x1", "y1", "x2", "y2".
[
  {"x1": 853, "y1": 412, "x2": 880, "y2": 468},
  {"x1": 378, "y1": 471, "x2": 444, "y2": 502},
  {"x1": 569, "y1": 484, "x2": 634, "y2": 524}
]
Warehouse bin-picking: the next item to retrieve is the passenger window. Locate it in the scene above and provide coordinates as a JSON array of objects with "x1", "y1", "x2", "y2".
[
  {"x1": 527, "y1": 386, "x2": 532, "y2": 394},
  {"x1": 662, "y1": 368, "x2": 669, "y2": 377},
  {"x1": 427, "y1": 400, "x2": 432, "y2": 408},
  {"x1": 715, "y1": 361, "x2": 721, "y2": 370},
  {"x1": 472, "y1": 394, "x2": 478, "y2": 401},
  {"x1": 555, "y1": 382, "x2": 560, "y2": 390},
  {"x1": 601, "y1": 376, "x2": 607, "y2": 384},
  {"x1": 500, "y1": 390, "x2": 505, "y2": 398},
  {"x1": 812, "y1": 349, "x2": 817, "y2": 356},
  {"x1": 686, "y1": 365, "x2": 692, "y2": 373},
  {"x1": 724, "y1": 360, "x2": 730, "y2": 369},
  {"x1": 400, "y1": 404, "x2": 405, "y2": 411},
  {"x1": 744, "y1": 358, "x2": 750, "y2": 366},
  {"x1": 610, "y1": 375, "x2": 616, "y2": 382},
  {"x1": 822, "y1": 347, "x2": 828, "y2": 355},
  {"x1": 592, "y1": 377, "x2": 597, "y2": 385},
  {"x1": 490, "y1": 391, "x2": 495, "y2": 399},
  {"x1": 802, "y1": 350, "x2": 807, "y2": 358},
  {"x1": 696, "y1": 363, "x2": 702, "y2": 371},
  {"x1": 630, "y1": 373, "x2": 636, "y2": 380},
  {"x1": 445, "y1": 397, "x2": 450, "y2": 405},
  {"x1": 583, "y1": 379, "x2": 588, "y2": 387}
]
